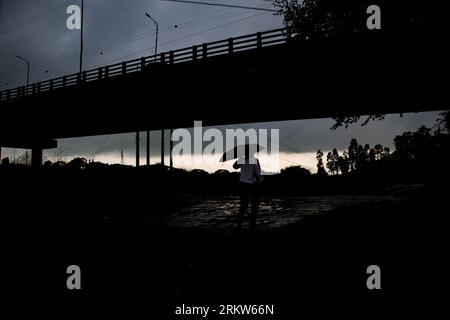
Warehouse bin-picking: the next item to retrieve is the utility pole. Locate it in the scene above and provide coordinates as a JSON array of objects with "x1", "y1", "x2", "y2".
[
  {"x1": 145, "y1": 12, "x2": 160, "y2": 165},
  {"x1": 79, "y1": 0, "x2": 84, "y2": 73},
  {"x1": 15, "y1": 55, "x2": 30, "y2": 87}
]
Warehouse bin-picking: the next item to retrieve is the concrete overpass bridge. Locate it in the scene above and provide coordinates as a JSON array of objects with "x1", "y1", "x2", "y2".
[{"x1": 0, "y1": 28, "x2": 448, "y2": 166}]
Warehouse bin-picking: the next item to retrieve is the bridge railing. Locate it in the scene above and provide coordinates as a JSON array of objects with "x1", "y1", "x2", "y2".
[{"x1": 0, "y1": 28, "x2": 288, "y2": 102}]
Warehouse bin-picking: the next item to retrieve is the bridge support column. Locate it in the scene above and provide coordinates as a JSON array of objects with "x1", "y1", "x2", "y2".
[
  {"x1": 146, "y1": 131, "x2": 150, "y2": 166},
  {"x1": 161, "y1": 129, "x2": 165, "y2": 167},
  {"x1": 170, "y1": 129, "x2": 173, "y2": 170},
  {"x1": 136, "y1": 131, "x2": 140, "y2": 167},
  {"x1": 0, "y1": 146, "x2": 2, "y2": 164},
  {"x1": 31, "y1": 148, "x2": 43, "y2": 167}
]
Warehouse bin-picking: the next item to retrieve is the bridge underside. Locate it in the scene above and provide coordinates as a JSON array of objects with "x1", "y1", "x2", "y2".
[{"x1": 0, "y1": 35, "x2": 448, "y2": 154}]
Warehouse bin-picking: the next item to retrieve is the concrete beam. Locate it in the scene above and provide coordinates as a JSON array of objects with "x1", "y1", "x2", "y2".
[{"x1": 0, "y1": 139, "x2": 57, "y2": 150}]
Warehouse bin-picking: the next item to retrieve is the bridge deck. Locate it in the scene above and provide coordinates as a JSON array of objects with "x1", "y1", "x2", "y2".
[{"x1": 0, "y1": 28, "x2": 448, "y2": 149}]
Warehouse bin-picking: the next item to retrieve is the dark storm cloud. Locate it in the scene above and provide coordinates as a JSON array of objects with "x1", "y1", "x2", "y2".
[{"x1": 0, "y1": 0, "x2": 280, "y2": 87}]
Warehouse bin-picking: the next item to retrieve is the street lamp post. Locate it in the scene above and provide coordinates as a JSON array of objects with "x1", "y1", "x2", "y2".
[
  {"x1": 145, "y1": 12, "x2": 160, "y2": 166},
  {"x1": 15, "y1": 55, "x2": 30, "y2": 87},
  {"x1": 145, "y1": 12, "x2": 159, "y2": 59},
  {"x1": 80, "y1": 0, "x2": 84, "y2": 73}
]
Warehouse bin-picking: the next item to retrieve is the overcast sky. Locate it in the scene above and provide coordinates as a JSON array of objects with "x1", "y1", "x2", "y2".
[
  {"x1": 0, "y1": 1, "x2": 443, "y2": 172},
  {"x1": 0, "y1": 0, "x2": 281, "y2": 87}
]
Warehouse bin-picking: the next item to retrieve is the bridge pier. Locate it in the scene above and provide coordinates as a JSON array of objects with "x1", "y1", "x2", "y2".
[
  {"x1": 161, "y1": 129, "x2": 165, "y2": 167},
  {"x1": 146, "y1": 131, "x2": 150, "y2": 166},
  {"x1": 136, "y1": 131, "x2": 140, "y2": 167},
  {"x1": 170, "y1": 129, "x2": 173, "y2": 170},
  {"x1": 0, "y1": 140, "x2": 56, "y2": 167},
  {"x1": 31, "y1": 148, "x2": 43, "y2": 167}
]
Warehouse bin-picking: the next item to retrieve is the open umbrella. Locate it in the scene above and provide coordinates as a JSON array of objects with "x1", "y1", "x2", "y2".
[{"x1": 219, "y1": 144, "x2": 263, "y2": 162}]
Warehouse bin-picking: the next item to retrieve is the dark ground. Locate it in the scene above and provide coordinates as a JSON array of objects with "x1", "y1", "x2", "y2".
[{"x1": 1, "y1": 166, "x2": 448, "y2": 318}]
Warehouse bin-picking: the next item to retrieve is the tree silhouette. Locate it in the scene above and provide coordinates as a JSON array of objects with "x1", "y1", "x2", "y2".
[
  {"x1": 337, "y1": 151, "x2": 349, "y2": 175},
  {"x1": 326, "y1": 148, "x2": 339, "y2": 175},
  {"x1": 371, "y1": 144, "x2": 390, "y2": 162},
  {"x1": 322, "y1": 139, "x2": 394, "y2": 176},
  {"x1": 316, "y1": 150, "x2": 327, "y2": 176},
  {"x1": 281, "y1": 165, "x2": 311, "y2": 177},
  {"x1": 275, "y1": 0, "x2": 446, "y2": 130},
  {"x1": 67, "y1": 157, "x2": 88, "y2": 170},
  {"x1": 347, "y1": 138, "x2": 358, "y2": 171},
  {"x1": 435, "y1": 110, "x2": 450, "y2": 134},
  {"x1": 274, "y1": 0, "x2": 368, "y2": 40}
]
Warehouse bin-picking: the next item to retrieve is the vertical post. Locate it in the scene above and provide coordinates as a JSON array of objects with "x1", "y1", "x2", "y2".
[
  {"x1": 98, "y1": 67, "x2": 103, "y2": 80},
  {"x1": 122, "y1": 62, "x2": 127, "y2": 76},
  {"x1": 15, "y1": 56, "x2": 30, "y2": 87},
  {"x1": 31, "y1": 148, "x2": 43, "y2": 167},
  {"x1": 169, "y1": 51, "x2": 174, "y2": 65},
  {"x1": 80, "y1": 0, "x2": 84, "y2": 73},
  {"x1": 50, "y1": 79, "x2": 54, "y2": 90},
  {"x1": 105, "y1": 66, "x2": 109, "y2": 78},
  {"x1": 202, "y1": 43, "x2": 208, "y2": 59},
  {"x1": 145, "y1": 12, "x2": 159, "y2": 61},
  {"x1": 63, "y1": 76, "x2": 67, "y2": 87},
  {"x1": 141, "y1": 57, "x2": 146, "y2": 71},
  {"x1": 228, "y1": 38, "x2": 234, "y2": 54},
  {"x1": 136, "y1": 131, "x2": 140, "y2": 167},
  {"x1": 161, "y1": 129, "x2": 165, "y2": 167},
  {"x1": 170, "y1": 129, "x2": 174, "y2": 170},
  {"x1": 161, "y1": 52, "x2": 165, "y2": 64},
  {"x1": 146, "y1": 130, "x2": 150, "y2": 166},
  {"x1": 26, "y1": 62, "x2": 30, "y2": 86},
  {"x1": 257, "y1": 32, "x2": 262, "y2": 49},
  {"x1": 192, "y1": 45, "x2": 197, "y2": 61}
]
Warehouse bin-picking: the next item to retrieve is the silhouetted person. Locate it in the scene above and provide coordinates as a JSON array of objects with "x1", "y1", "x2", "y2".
[{"x1": 233, "y1": 152, "x2": 261, "y2": 231}]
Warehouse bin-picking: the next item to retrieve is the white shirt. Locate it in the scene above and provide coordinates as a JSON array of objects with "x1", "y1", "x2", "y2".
[{"x1": 236, "y1": 157, "x2": 261, "y2": 184}]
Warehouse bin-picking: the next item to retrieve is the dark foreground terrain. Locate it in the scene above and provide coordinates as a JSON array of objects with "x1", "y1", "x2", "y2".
[{"x1": 1, "y1": 166, "x2": 448, "y2": 317}]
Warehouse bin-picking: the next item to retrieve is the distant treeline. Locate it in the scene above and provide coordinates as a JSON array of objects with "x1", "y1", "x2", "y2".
[
  {"x1": 316, "y1": 112, "x2": 449, "y2": 180},
  {"x1": 2, "y1": 112, "x2": 448, "y2": 195}
]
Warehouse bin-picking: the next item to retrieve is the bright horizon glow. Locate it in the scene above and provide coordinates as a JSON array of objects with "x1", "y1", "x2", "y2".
[
  {"x1": 75, "y1": 151, "x2": 322, "y2": 173},
  {"x1": 1, "y1": 112, "x2": 442, "y2": 173}
]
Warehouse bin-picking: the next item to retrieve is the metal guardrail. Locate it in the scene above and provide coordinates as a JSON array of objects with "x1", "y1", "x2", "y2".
[{"x1": 0, "y1": 28, "x2": 288, "y2": 102}]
